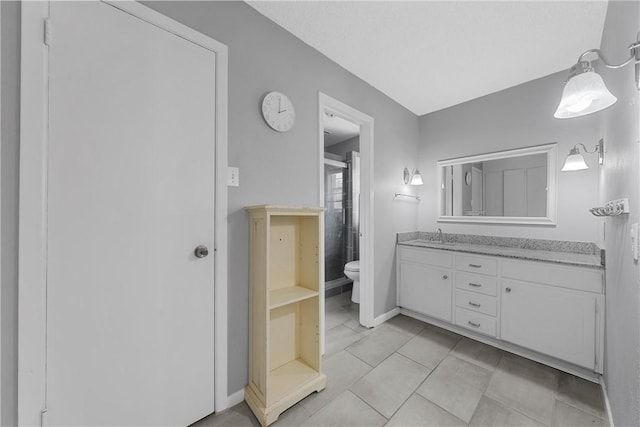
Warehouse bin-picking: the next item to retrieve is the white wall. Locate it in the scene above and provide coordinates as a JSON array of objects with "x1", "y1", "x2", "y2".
[
  {"x1": 598, "y1": 2, "x2": 640, "y2": 426},
  {"x1": 326, "y1": 135, "x2": 359, "y2": 159},
  {"x1": 143, "y1": 1, "x2": 420, "y2": 395},
  {"x1": 418, "y1": 71, "x2": 601, "y2": 242}
]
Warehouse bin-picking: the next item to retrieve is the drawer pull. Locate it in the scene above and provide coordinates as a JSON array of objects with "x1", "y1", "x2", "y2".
[
  {"x1": 442, "y1": 275, "x2": 449, "y2": 280},
  {"x1": 468, "y1": 321, "x2": 481, "y2": 327},
  {"x1": 469, "y1": 264, "x2": 482, "y2": 268},
  {"x1": 468, "y1": 282, "x2": 482, "y2": 287},
  {"x1": 468, "y1": 302, "x2": 481, "y2": 307}
]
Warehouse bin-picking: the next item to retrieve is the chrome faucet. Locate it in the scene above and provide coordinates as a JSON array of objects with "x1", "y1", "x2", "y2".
[{"x1": 435, "y1": 228, "x2": 444, "y2": 244}]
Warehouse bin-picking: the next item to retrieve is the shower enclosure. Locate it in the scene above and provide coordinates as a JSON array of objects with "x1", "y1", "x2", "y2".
[{"x1": 324, "y1": 151, "x2": 360, "y2": 292}]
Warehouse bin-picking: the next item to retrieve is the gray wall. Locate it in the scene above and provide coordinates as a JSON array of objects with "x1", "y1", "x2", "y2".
[
  {"x1": 1, "y1": 2, "x2": 20, "y2": 426},
  {"x1": 599, "y1": 2, "x2": 640, "y2": 426},
  {"x1": 326, "y1": 135, "x2": 359, "y2": 159},
  {"x1": 418, "y1": 71, "x2": 601, "y2": 242},
  {"x1": 143, "y1": 1, "x2": 420, "y2": 395}
]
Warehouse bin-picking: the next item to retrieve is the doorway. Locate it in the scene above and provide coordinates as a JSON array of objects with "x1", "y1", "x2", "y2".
[{"x1": 318, "y1": 93, "x2": 374, "y2": 353}]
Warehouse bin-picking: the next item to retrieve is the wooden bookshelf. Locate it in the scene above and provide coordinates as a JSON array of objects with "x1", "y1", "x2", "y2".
[{"x1": 244, "y1": 206, "x2": 326, "y2": 427}]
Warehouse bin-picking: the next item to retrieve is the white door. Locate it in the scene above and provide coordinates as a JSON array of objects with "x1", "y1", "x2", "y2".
[
  {"x1": 46, "y1": 2, "x2": 216, "y2": 425},
  {"x1": 471, "y1": 166, "x2": 483, "y2": 213}
]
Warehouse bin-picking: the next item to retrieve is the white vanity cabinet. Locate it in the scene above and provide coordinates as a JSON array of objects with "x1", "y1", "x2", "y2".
[
  {"x1": 396, "y1": 244, "x2": 605, "y2": 376},
  {"x1": 397, "y1": 247, "x2": 453, "y2": 322}
]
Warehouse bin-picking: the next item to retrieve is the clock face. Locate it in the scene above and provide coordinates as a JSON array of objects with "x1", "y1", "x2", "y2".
[{"x1": 262, "y1": 91, "x2": 295, "y2": 132}]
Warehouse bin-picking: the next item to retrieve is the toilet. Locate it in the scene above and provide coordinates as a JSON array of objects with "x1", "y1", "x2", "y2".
[{"x1": 344, "y1": 260, "x2": 360, "y2": 303}]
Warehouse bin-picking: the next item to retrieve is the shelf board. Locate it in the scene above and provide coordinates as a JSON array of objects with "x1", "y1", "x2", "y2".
[
  {"x1": 268, "y1": 359, "x2": 320, "y2": 404},
  {"x1": 270, "y1": 286, "x2": 318, "y2": 309}
]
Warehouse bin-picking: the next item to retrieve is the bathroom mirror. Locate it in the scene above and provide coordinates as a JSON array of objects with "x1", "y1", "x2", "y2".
[{"x1": 437, "y1": 143, "x2": 557, "y2": 225}]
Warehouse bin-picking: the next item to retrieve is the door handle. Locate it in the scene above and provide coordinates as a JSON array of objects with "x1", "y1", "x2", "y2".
[{"x1": 194, "y1": 245, "x2": 209, "y2": 258}]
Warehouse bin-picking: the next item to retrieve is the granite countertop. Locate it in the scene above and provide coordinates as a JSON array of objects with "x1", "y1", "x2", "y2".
[{"x1": 397, "y1": 237, "x2": 603, "y2": 269}]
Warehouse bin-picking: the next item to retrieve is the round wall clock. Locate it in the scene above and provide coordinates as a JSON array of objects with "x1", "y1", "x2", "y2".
[{"x1": 261, "y1": 91, "x2": 295, "y2": 132}]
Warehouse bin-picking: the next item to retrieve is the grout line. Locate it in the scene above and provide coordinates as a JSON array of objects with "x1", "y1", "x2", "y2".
[{"x1": 347, "y1": 389, "x2": 390, "y2": 422}]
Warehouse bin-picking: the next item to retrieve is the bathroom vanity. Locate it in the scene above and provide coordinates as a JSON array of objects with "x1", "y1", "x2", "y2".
[{"x1": 396, "y1": 235, "x2": 604, "y2": 380}]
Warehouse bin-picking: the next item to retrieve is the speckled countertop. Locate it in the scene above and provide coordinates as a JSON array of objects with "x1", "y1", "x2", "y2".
[{"x1": 397, "y1": 232, "x2": 603, "y2": 269}]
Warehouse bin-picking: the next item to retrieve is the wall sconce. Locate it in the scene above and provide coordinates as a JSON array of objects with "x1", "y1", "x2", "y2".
[
  {"x1": 561, "y1": 139, "x2": 605, "y2": 171},
  {"x1": 554, "y1": 35, "x2": 640, "y2": 119},
  {"x1": 403, "y1": 168, "x2": 423, "y2": 185}
]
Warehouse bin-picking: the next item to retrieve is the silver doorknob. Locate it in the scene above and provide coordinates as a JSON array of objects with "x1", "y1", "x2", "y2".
[{"x1": 194, "y1": 245, "x2": 209, "y2": 258}]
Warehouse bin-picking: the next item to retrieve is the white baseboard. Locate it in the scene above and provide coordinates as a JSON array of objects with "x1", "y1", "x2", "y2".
[
  {"x1": 599, "y1": 377, "x2": 615, "y2": 427},
  {"x1": 373, "y1": 307, "x2": 400, "y2": 327},
  {"x1": 227, "y1": 388, "x2": 245, "y2": 409}
]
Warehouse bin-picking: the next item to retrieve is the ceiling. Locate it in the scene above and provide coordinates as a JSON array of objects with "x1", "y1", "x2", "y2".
[
  {"x1": 324, "y1": 113, "x2": 360, "y2": 146},
  {"x1": 247, "y1": 1, "x2": 608, "y2": 116}
]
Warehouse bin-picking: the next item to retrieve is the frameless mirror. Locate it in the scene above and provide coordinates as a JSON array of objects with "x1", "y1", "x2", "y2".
[{"x1": 437, "y1": 144, "x2": 557, "y2": 225}]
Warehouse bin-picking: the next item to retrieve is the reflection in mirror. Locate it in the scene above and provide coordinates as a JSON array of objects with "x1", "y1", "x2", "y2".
[{"x1": 437, "y1": 144, "x2": 557, "y2": 225}]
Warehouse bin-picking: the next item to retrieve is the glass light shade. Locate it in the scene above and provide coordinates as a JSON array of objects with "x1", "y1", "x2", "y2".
[
  {"x1": 554, "y1": 70, "x2": 617, "y2": 119},
  {"x1": 561, "y1": 149, "x2": 589, "y2": 171},
  {"x1": 410, "y1": 170, "x2": 424, "y2": 185}
]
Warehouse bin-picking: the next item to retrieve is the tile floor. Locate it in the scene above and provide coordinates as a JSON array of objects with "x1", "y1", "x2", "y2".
[{"x1": 195, "y1": 292, "x2": 608, "y2": 427}]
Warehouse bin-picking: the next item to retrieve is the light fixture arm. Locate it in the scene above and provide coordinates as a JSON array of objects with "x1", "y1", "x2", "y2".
[
  {"x1": 571, "y1": 142, "x2": 599, "y2": 155},
  {"x1": 577, "y1": 40, "x2": 640, "y2": 70}
]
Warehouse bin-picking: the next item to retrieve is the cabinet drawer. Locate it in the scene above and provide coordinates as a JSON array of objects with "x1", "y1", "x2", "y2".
[
  {"x1": 455, "y1": 255, "x2": 498, "y2": 276},
  {"x1": 455, "y1": 308, "x2": 496, "y2": 337},
  {"x1": 398, "y1": 246, "x2": 453, "y2": 268},
  {"x1": 502, "y1": 260, "x2": 603, "y2": 293},
  {"x1": 455, "y1": 289, "x2": 497, "y2": 317},
  {"x1": 455, "y1": 272, "x2": 497, "y2": 296}
]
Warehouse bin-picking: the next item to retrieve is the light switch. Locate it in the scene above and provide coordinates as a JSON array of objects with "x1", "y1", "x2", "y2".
[{"x1": 228, "y1": 167, "x2": 239, "y2": 187}]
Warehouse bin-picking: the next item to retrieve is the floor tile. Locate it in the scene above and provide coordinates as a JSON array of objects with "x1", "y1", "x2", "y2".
[
  {"x1": 325, "y1": 307, "x2": 352, "y2": 331},
  {"x1": 485, "y1": 353, "x2": 559, "y2": 425},
  {"x1": 416, "y1": 356, "x2": 492, "y2": 422},
  {"x1": 387, "y1": 394, "x2": 466, "y2": 426},
  {"x1": 346, "y1": 324, "x2": 413, "y2": 366},
  {"x1": 342, "y1": 310, "x2": 375, "y2": 336},
  {"x1": 397, "y1": 326, "x2": 461, "y2": 369},
  {"x1": 551, "y1": 400, "x2": 608, "y2": 427},
  {"x1": 350, "y1": 353, "x2": 430, "y2": 418},
  {"x1": 385, "y1": 314, "x2": 426, "y2": 336},
  {"x1": 271, "y1": 402, "x2": 313, "y2": 427},
  {"x1": 301, "y1": 390, "x2": 386, "y2": 427},
  {"x1": 191, "y1": 402, "x2": 259, "y2": 427},
  {"x1": 469, "y1": 396, "x2": 543, "y2": 427},
  {"x1": 324, "y1": 325, "x2": 363, "y2": 356},
  {"x1": 301, "y1": 350, "x2": 371, "y2": 415},
  {"x1": 325, "y1": 293, "x2": 351, "y2": 313},
  {"x1": 556, "y1": 371, "x2": 606, "y2": 419},
  {"x1": 451, "y1": 337, "x2": 503, "y2": 371}
]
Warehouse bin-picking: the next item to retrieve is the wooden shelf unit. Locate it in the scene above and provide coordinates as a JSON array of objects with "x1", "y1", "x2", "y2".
[{"x1": 245, "y1": 206, "x2": 326, "y2": 426}]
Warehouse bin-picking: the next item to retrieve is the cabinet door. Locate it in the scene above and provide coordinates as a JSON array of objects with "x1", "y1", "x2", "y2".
[
  {"x1": 398, "y1": 262, "x2": 452, "y2": 322},
  {"x1": 501, "y1": 279, "x2": 597, "y2": 369}
]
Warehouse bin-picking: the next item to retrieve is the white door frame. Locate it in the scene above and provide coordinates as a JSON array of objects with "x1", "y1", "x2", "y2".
[
  {"x1": 17, "y1": 2, "x2": 229, "y2": 425},
  {"x1": 318, "y1": 92, "x2": 375, "y2": 345}
]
